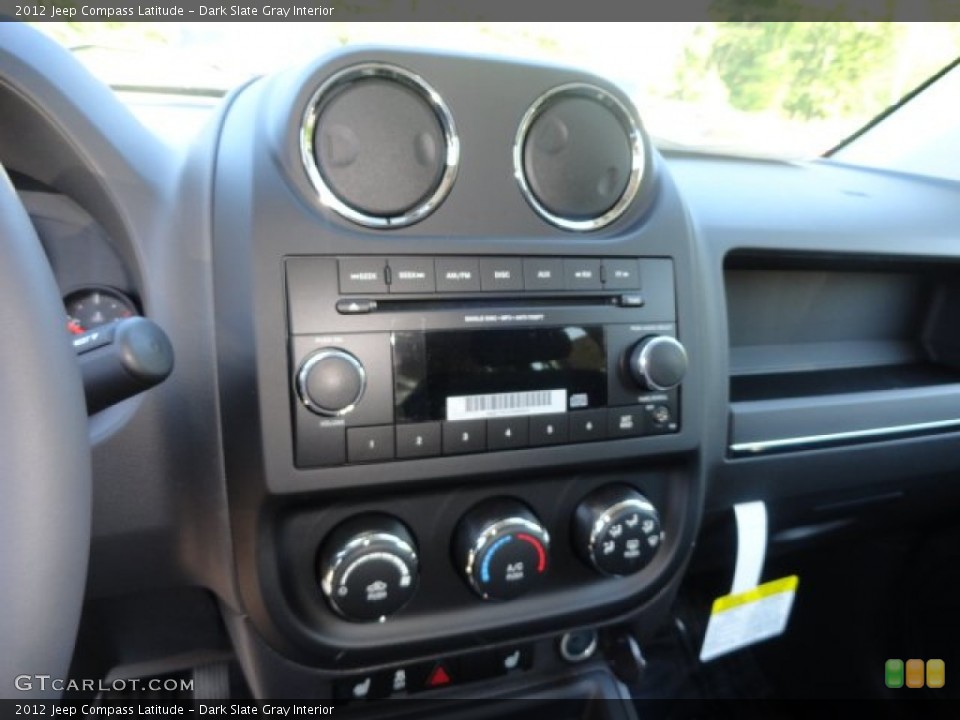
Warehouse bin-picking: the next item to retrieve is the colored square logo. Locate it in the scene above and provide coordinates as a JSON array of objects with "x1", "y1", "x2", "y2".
[
  {"x1": 927, "y1": 659, "x2": 945, "y2": 689},
  {"x1": 885, "y1": 659, "x2": 904, "y2": 689}
]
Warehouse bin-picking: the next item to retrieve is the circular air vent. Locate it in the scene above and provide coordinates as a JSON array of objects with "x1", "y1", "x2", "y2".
[
  {"x1": 300, "y1": 63, "x2": 459, "y2": 228},
  {"x1": 514, "y1": 83, "x2": 645, "y2": 232}
]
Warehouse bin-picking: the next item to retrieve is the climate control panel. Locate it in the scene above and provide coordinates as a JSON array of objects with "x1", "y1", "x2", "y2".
[{"x1": 314, "y1": 486, "x2": 663, "y2": 622}]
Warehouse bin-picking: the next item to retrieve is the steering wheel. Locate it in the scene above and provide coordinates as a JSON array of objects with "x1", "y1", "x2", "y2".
[{"x1": 0, "y1": 164, "x2": 91, "y2": 698}]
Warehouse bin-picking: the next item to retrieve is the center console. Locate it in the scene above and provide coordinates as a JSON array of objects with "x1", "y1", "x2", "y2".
[{"x1": 210, "y1": 48, "x2": 705, "y2": 700}]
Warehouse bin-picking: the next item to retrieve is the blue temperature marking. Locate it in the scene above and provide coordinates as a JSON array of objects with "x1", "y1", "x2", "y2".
[{"x1": 481, "y1": 536, "x2": 513, "y2": 584}]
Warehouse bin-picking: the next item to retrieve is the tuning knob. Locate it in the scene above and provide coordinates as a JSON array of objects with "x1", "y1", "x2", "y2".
[
  {"x1": 454, "y1": 499, "x2": 550, "y2": 601},
  {"x1": 573, "y1": 485, "x2": 662, "y2": 576},
  {"x1": 626, "y1": 335, "x2": 687, "y2": 391},
  {"x1": 318, "y1": 515, "x2": 419, "y2": 622},
  {"x1": 296, "y1": 348, "x2": 366, "y2": 416}
]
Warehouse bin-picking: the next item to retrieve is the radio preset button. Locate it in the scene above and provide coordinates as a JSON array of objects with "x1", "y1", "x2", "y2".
[
  {"x1": 480, "y1": 258, "x2": 524, "y2": 292},
  {"x1": 522, "y1": 258, "x2": 564, "y2": 291},
  {"x1": 339, "y1": 258, "x2": 388, "y2": 294},
  {"x1": 442, "y1": 420, "x2": 486, "y2": 455},
  {"x1": 396, "y1": 422, "x2": 442, "y2": 459},
  {"x1": 388, "y1": 258, "x2": 436, "y2": 293},
  {"x1": 348, "y1": 426, "x2": 396, "y2": 463},
  {"x1": 568, "y1": 409, "x2": 608, "y2": 442},
  {"x1": 435, "y1": 258, "x2": 481, "y2": 292},
  {"x1": 602, "y1": 259, "x2": 641, "y2": 290},
  {"x1": 608, "y1": 408, "x2": 644, "y2": 438},
  {"x1": 487, "y1": 417, "x2": 529, "y2": 450},
  {"x1": 529, "y1": 413, "x2": 569, "y2": 446},
  {"x1": 563, "y1": 259, "x2": 602, "y2": 291}
]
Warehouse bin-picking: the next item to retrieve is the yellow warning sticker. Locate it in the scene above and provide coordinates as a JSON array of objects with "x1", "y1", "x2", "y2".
[
  {"x1": 700, "y1": 575, "x2": 799, "y2": 662},
  {"x1": 711, "y1": 575, "x2": 799, "y2": 613}
]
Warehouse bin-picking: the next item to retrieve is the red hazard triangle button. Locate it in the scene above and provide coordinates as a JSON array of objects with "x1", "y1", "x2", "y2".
[{"x1": 425, "y1": 663, "x2": 452, "y2": 688}]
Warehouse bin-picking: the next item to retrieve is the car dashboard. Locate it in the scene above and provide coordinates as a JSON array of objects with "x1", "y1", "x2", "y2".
[{"x1": 4, "y1": 23, "x2": 960, "y2": 706}]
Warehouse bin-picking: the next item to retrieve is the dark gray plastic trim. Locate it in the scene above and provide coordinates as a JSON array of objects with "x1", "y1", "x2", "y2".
[
  {"x1": 0, "y1": 162, "x2": 91, "y2": 698},
  {"x1": 729, "y1": 378, "x2": 960, "y2": 457}
]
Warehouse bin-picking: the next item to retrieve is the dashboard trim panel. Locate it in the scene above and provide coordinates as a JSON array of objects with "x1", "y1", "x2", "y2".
[{"x1": 730, "y1": 417, "x2": 960, "y2": 456}]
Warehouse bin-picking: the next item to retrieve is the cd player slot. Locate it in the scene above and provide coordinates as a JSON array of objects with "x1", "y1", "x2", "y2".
[{"x1": 367, "y1": 294, "x2": 631, "y2": 313}]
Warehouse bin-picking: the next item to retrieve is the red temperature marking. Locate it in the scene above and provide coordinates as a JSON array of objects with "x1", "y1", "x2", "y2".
[{"x1": 516, "y1": 533, "x2": 547, "y2": 573}]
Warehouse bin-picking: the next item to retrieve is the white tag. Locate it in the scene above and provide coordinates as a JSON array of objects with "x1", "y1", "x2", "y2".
[
  {"x1": 699, "y1": 576, "x2": 799, "y2": 662},
  {"x1": 731, "y1": 501, "x2": 767, "y2": 594},
  {"x1": 446, "y1": 389, "x2": 566, "y2": 420}
]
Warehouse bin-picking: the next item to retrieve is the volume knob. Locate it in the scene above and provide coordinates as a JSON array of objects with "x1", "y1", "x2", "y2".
[
  {"x1": 297, "y1": 348, "x2": 366, "y2": 416},
  {"x1": 627, "y1": 336, "x2": 687, "y2": 391}
]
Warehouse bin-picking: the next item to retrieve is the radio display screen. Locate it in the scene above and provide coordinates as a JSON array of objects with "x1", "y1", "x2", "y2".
[{"x1": 393, "y1": 326, "x2": 607, "y2": 423}]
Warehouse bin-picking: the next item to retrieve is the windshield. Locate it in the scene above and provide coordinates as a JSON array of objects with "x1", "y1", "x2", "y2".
[{"x1": 33, "y1": 21, "x2": 960, "y2": 158}]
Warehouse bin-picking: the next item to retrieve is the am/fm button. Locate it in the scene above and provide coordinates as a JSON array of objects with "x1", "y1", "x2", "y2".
[{"x1": 435, "y1": 258, "x2": 481, "y2": 292}]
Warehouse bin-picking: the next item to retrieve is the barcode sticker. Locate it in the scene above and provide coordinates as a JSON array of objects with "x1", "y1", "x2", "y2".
[{"x1": 447, "y1": 389, "x2": 567, "y2": 421}]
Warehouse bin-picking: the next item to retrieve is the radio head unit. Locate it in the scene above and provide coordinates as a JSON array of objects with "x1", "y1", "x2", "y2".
[{"x1": 286, "y1": 256, "x2": 685, "y2": 468}]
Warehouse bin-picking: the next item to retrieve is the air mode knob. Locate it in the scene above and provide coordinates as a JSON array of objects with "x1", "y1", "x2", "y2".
[
  {"x1": 318, "y1": 515, "x2": 419, "y2": 622},
  {"x1": 626, "y1": 335, "x2": 687, "y2": 391},
  {"x1": 454, "y1": 499, "x2": 550, "y2": 601},
  {"x1": 296, "y1": 348, "x2": 366, "y2": 416},
  {"x1": 573, "y1": 485, "x2": 663, "y2": 576}
]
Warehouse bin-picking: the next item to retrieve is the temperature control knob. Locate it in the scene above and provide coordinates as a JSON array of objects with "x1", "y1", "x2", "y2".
[
  {"x1": 297, "y1": 348, "x2": 366, "y2": 416},
  {"x1": 318, "y1": 515, "x2": 419, "y2": 622},
  {"x1": 454, "y1": 499, "x2": 550, "y2": 601},
  {"x1": 573, "y1": 485, "x2": 662, "y2": 576},
  {"x1": 626, "y1": 336, "x2": 687, "y2": 391}
]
